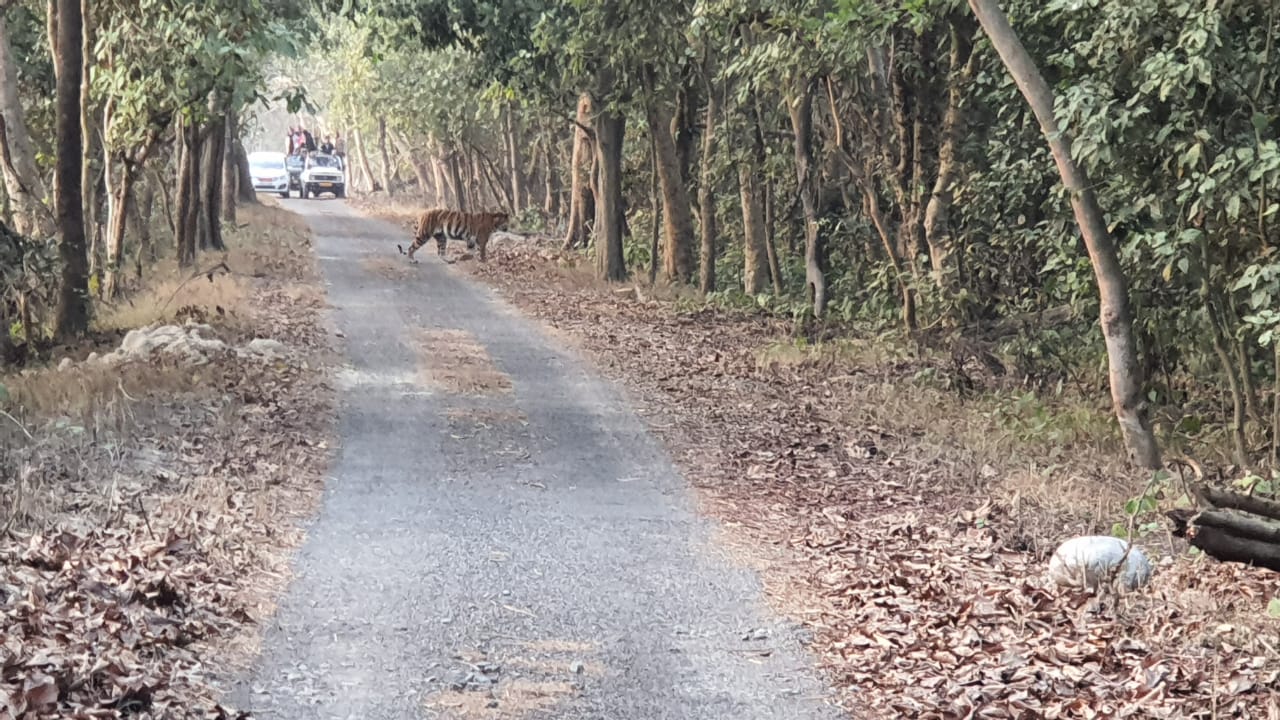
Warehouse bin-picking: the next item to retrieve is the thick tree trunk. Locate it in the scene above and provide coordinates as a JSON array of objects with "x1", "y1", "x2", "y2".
[
  {"x1": 644, "y1": 78, "x2": 695, "y2": 284},
  {"x1": 198, "y1": 102, "x2": 225, "y2": 252},
  {"x1": 232, "y1": 130, "x2": 256, "y2": 204},
  {"x1": 739, "y1": 164, "x2": 770, "y2": 296},
  {"x1": 969, "y1": 0, "x2": 1161, "y2": 469},
  {"x1": 593, "y1": 83, "x2": 626, "y2": 282},
  {"x1": 175, "y1": 118, "x2": 199, "y2": 267},
  {"x1": 52, "y1": 0, "x2": 89, "y2": 339},
  {"x1": 221, "y1": 109, "x2": 236, "y2": 222},
  {"x1": 697, "y1": 52, "x2": 719, "y2": 294},
  {"x1": 787, "y1": 76, "x2": 827, "y2": 317},
  {"x1": 563, "y1": 93, "x2": 595, "y2": 250},
  {"x1": 377, "y1": 116, "x2": 394, "y2": 196}
]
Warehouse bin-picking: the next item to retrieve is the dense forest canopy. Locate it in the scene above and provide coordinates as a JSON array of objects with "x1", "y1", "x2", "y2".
[{"x1": 2, "y1": 0, "x2": 1279, "y2": 474}]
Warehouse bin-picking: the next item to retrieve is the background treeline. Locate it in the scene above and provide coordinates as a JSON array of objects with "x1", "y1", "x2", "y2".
[{"x1": 5, "y1": 0, "x2": 1280, "y2": 476}]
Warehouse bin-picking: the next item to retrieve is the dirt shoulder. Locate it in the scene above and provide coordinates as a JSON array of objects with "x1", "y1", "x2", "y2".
[
  {"x1": 0, "y1": 202, "x2": 335, "y2": 718},
  {"x1": 441, "y1": 226, "x2": 1279, "y2": 717}
]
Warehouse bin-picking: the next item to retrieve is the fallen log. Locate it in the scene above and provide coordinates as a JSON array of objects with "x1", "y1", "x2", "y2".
[
  {"x1": 1192, "y1": 509, "x2": 1280, "y2": 545},
  {"x1": 1166, "y1": 509, "x2": 1280, "y2": 573},
  {"x1": 1194, "y1": 485, "x2": 1280, "y2": 522},
  {"x1": 1164, "y1": 484, "x2": 1280, "y2": 573}
]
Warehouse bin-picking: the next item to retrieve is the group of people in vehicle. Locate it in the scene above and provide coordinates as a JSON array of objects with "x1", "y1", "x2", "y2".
[{"x1": 286, "y1": 125, "x2": 344, "y2": 159}]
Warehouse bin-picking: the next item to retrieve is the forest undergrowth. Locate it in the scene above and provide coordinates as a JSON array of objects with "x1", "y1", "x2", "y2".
[
  {"x1": 353, "y1": 196, "x2": 1280, "y2": 717},
  {"x1": 0, "y1": 203, "x2": 335, "y2": 718}
]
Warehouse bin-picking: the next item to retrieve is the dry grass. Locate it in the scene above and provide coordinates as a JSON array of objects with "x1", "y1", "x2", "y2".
[
  {"x1": 0, "y1": 200, "x2": 335, "y2": 714},
  {"x1": 412, "y1": 328, "x2": 513, "y2": 395},
  {"x1": 94, "y1": 203, "x2": 314, "y2": 338}
]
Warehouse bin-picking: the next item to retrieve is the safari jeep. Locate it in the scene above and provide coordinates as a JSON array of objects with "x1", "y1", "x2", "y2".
[{"x1": 299, "y1": 152, "x2": 346, "y2": 199}]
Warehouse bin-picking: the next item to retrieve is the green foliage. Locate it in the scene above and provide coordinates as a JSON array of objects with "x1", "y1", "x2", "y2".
[{"x1": 1111, "y1": 470, "x2": 1175, "y2": 540}]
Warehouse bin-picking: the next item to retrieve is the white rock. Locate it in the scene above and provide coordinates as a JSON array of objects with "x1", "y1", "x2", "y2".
[
  {"x1": 87, "y1": 351, "x2": 99, "y2": 363},
  {"x1": 241, "y1": 338, "x2": 288, "y2": 360},
  {"x1": 1047, "y1": 535, "x2": 1152, "y2": 591},
  {"x1": 117, "y1": 323, "x2": 226, "y2": 365},
  {"x1": 57, "y1": 357, "x2": 73, "y2": 371}
]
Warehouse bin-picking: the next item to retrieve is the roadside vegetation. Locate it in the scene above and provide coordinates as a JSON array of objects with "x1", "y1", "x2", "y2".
[{"x1": 3, "y1": 0, "x2": 1280, "y2": 715}]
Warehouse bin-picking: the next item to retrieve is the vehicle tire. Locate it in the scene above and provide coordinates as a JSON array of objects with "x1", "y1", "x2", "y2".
[
  {"x1": 335, "y1": 186, "x2": 345, "y2": 199},
  {"x1": 279, "y1": 191, "x2": 289, "y2": 199}
]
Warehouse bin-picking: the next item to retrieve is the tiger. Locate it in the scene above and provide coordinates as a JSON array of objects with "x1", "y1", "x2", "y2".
[{"x1": 397, "y1": 208, "x2": 510, "y2": 264}]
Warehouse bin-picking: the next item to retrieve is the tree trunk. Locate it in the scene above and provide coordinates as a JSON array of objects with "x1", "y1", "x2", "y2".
[
  {"x1": 593, "y1": 82, "x2": 626, "y2": 282},
  {"x1": 390, "y1": 129, "x2": 431, "y2": 197},
  {"x1": 103, "y1": 158, "x2": 136, "y2": 298},
  {"x1": 504, "y1": 106, "x2": 526, "y2": 214},
  {"x1": 431, "y1": 145, "x2": 449, "y2": 205},
  {"x1": 787, "y1": 76, "x2": 827, "y2": 317},
  {"x1": 354, "y1": 127, "x2": 378, "y2": 192},
  {"x1": 448, "y1": 151, "x2": 467, "y2": 210},
  {"x1": 0, "y1": 14, "x2": 46, "y2": 210},
  {"x1": 232, "y1": 130, "x2": 256, "y2": 204},
  {"x1": 647, "y1": 132, "x2": 660, "y2": 284},
  {"x1": 198, "y1": 103, "x2": 225, "y2": 252},
  {"x1": 563, "y1": 93, "x2": 595, "y2": 250},
  {"x1": 698, "y1": 54, "x2": 719, "y2": 294},
  {"x1": 221, "y1": 109, "x2": 237, "y2": 222},
  {"x1": 739, "y1": 163, "x2": 770, "y2": 296},
  {"x1": 80, "y1": 0, "x2": 95, "y2": 277},
  {"x1": 969, "y1": 0, "x2": 1161, "y2": 469},
  {"x1": 644, "y1": 74, "x2": 696, "y2": 284},
  {"x1": 132, "y1": 176, "x2": 154, "y2": 278},
  {"x1": 543, "y1": 132, "x2": 561, "y2": 220},
  {"x1": 52, "y1": 0, "x2": 89, "y2": 339},
  {"x1": 922, "y1": 20, "x2": 976, "y2": 290},
  {"x1": 377, "y1": 116, "x2": 394, "y2": 196},
  {"x1": 175, "y1": 118, "x2": 199, "y2": 268}
]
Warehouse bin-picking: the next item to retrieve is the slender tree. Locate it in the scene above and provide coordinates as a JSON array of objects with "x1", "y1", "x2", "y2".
[
  {"x1": 52, "y1": 0, "x2": 89, "y2": 339},
  {"x1": 968, "y1": 0, "x2": 1161, "y2": 469}
]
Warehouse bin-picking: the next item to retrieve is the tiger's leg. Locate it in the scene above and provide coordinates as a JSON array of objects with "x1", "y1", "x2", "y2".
[
  {"x1": 437, "y1": 232, "x2": 456, "y2": 263},
  {"x1": 405, "y1": 235, "x2": 428, "y2": 263},
  {"x1": 478, "y1": 237, "x2": 487, "y2": 262}
]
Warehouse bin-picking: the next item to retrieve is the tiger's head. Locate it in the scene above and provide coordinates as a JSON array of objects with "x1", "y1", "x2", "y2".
[{"x1": 489, "y1": 212, "x2": 510, "y2": 232}]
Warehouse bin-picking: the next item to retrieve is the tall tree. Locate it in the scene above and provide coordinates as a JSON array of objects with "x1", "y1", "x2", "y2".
[
  {"x1": 968, "y1": 0, "x2": 1162, "y2": 469},
  {"x1": 52, "y1": 0, "x2": 89, "y2": 338}
]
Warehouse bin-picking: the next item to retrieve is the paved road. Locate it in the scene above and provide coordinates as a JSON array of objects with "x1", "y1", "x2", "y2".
[{"x1": 230, "y1": 198, "x2": 839, "y2": 719}]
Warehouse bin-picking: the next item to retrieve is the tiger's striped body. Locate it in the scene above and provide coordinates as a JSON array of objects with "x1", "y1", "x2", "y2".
[{"x1": 403, "y1": 209, "x2": 509, "y2": 263}]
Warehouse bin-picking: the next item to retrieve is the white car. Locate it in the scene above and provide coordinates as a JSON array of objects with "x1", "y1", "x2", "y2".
[
  {"x1": 300, "y1": 153, "x2": 346, "y2": 199},
  {"x1": 248, "y1": 151, "x2": 289, "y2": 198}
]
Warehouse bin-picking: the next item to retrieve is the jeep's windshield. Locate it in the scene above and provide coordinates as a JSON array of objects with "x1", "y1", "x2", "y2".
[{"x1": 308, "y1": 155, "x2": 340, "y2": 169}]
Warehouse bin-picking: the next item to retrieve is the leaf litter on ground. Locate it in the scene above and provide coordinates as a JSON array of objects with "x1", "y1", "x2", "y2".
[
  {"x1": 0, "y1": 205, "x2": 334, "y2": 719},
  {"x1": 454, "y1": 230, "x2": 1280, "y2": 719}
]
